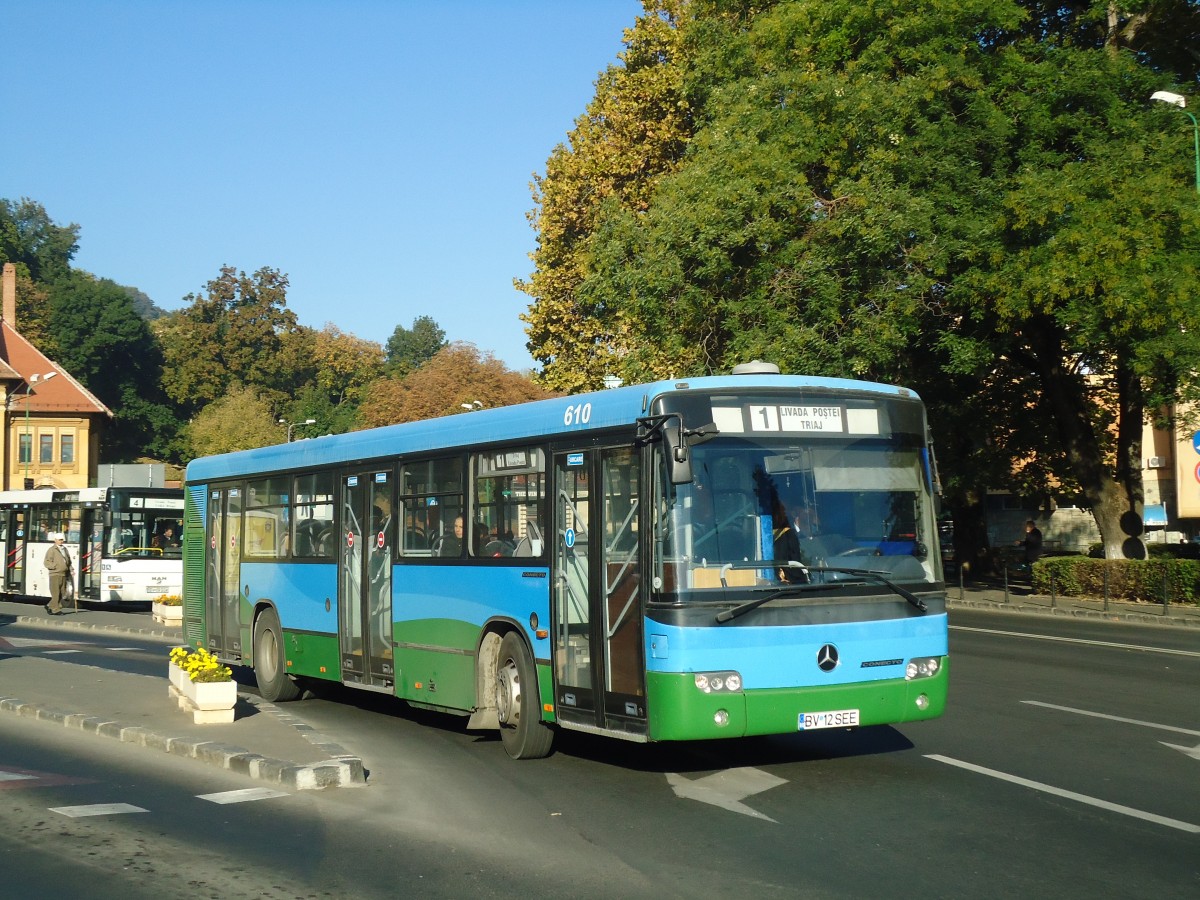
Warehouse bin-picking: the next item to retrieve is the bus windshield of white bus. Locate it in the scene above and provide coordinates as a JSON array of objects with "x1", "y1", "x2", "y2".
[
  {"x1": 652, "y1": 393, "x2": 941, "y2": 598},
  {"x1": 106, "y1": 491, "x2": 185, "y2": 559}
]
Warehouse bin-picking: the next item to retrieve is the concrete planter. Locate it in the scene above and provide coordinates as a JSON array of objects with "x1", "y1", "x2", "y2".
[
  {"x1": 152, "y1": 601, "x2": 183, "y2": 625},
  {"x1": 168, "y1": 664, "x2": 236, "y2": 724}
]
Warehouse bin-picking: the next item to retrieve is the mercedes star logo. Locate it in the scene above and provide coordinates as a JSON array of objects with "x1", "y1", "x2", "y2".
[{"x1": 816, "y1": 644, "x2": 839, "y2": 672}]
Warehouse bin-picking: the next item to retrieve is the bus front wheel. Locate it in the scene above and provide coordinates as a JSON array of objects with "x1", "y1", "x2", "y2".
[
  {"x1": 496, "y1": 632, "x2": 553, "y2": 759},
  {"x1": 253, "y1": 607, "x2": 300, "y2": 702}
]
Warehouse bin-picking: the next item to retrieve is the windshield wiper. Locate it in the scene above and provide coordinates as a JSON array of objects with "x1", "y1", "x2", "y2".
[
  {"x1": 814, "y1": 566, "x2": 928, "y2": 612},
  {"x1": 714, "y1": 584, "x2": 821, "y2": 623},
  {"x1": 714, "y1": 563, "x2": 928, "y2": 623}
]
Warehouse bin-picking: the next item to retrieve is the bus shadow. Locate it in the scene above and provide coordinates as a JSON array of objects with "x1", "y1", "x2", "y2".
[
  {"x1": 548, "y1": 725, "x2": 917, "y2": 774},
  {"x1": 267, "y1": 677, "x2": 916, "y2": 774}
]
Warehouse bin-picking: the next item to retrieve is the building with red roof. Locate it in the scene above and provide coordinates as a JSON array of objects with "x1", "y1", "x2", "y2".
[{"x1": 0, "y1": 263, "x2": 112, "y2": 489}]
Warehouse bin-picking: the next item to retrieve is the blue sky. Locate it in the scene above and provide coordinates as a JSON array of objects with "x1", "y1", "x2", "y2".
[{"x1": 3, "y1": 1, "x2": 644, "y2": 371}]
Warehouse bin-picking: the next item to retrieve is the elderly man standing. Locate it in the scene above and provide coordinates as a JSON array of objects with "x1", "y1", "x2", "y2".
[{"x1": 44, "y1": 532, "x2": 73, "y2": 615}]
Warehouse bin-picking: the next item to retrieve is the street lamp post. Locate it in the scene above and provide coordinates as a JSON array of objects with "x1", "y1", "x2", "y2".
[
  {"x1": 1151, "y1": 90, "x2": 1200, "y2": 195},
  {"x1": 279, "y1": 417, "x2": 316, "y2": 443},
  {"x1": 22, "y1": 372, "x2": 57, "y2": 488}
]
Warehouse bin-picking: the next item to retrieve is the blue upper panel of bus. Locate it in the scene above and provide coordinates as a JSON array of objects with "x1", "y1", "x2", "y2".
[{"x1": 185, "y1": 373, "x2": 919, "y2": 484}]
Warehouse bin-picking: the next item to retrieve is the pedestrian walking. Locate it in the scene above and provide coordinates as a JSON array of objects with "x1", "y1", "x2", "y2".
[
  {"x1": 44, "y1": 532, "x2": 73, "y2": 615},
  {"x1": 1016, "y1": 519, "x2": 1043, "y2": 570}
]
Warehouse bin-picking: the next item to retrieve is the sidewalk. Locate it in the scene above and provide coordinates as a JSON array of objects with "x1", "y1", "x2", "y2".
[
  {"x1": 0, "y1": 600, "x2": 365, "y2": 789},
  {"x1": 947, "y1": 578, "x2": 1200, "y2": 628}
]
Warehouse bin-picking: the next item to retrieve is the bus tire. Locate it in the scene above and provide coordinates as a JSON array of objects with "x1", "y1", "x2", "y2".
[
  {"x1": 496, "y1": 631, "x2": 553, "y2": 759},
  {"x1": 253, "y1": 607, "x2": 300, "y2": 702}
]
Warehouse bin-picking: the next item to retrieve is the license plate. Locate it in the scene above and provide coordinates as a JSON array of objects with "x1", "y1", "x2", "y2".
[
  {"x1": 798, "y1": 709, "x2": 860, "y2": 731},
  {"x1": 146, "y1": 587, "x2": 168, "y2": 595}
]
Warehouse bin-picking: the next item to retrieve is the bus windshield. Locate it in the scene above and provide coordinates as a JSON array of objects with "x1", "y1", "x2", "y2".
[
  {"x1": 106, "y1": 490, "x2": 185, "y2": 559},
  {"x1": 653, "y1": 401, "x2": 941, "y2": 600}
]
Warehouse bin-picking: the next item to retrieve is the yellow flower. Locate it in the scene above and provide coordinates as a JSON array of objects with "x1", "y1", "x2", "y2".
[{"x1": 169, "y1": 645, "x2": 233, "y2": 683}]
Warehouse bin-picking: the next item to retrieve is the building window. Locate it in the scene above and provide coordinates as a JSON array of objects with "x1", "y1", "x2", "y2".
[
  {"x1": 39, "y1": 434, "x2": 53, "y2": 464},
  {"x1": 60, "y1": 434, "x2": 75, "y2": 464},
  {"x1": 18, "y1": 434, "x2": 31, "y2": 465}
]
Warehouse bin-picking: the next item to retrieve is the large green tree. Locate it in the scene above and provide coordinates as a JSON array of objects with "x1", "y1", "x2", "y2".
[
  {"x1": 156, "y1": 265, "x2": 308, "y2": 416},
  {"x1": 525, "y1": 0, "x2": 1200, "y2": 560},
  {"x1": 45, "y1": 271, "x2": 182, "y2": 461}
]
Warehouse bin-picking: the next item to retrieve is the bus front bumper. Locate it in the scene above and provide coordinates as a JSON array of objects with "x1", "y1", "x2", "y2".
[{"x1": 645, "y1": 659, "x2": 949, "y2": 742}]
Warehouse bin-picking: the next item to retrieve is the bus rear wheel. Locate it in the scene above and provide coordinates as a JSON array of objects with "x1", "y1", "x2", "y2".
[
  {"x1": 253, "y1": 607, "x2": 300, "y2": 702},
  {"x1": 496, "y1": 632, "x2": 553, "y2": 759}
]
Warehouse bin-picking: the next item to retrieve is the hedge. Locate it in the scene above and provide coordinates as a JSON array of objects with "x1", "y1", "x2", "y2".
[{"x1": 1032, "y1": 556, "x2": 1200, "y2": 605}]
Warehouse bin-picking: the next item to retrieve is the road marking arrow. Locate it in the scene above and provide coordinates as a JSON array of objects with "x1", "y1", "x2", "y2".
[
  {"x1": 665, "y1": 766, "x2": 787, "y2": 822},
  {"x1": 1160, "y1": 741, "x2": 1200, "y2": 760}
]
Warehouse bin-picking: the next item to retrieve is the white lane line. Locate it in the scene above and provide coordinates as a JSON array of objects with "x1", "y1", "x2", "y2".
[
  {"x1": 926, "y1": 755, "x2": 1200, "y2": 834},
  {"x1": 49, "y1": 803, "x2": 148, "y2": 817},
  {"x1": 2, "y1": 637, "x2": 66, "y2": 647},
  {"x1": 40, "y1": 649, "x2": 83, "y2": 655},
  {"x1": 197, "y1": 788, "x2": 290, "y2": 804},
  {"x1": 1021, "y1": 701, "x2": 1200, "y2": 737},
  {"x1": 0, "y1": 772, "x2": 37, "y2": 782},
  {"x1": 950, "y1": 625, "x2": 1200, "y2": 658}
]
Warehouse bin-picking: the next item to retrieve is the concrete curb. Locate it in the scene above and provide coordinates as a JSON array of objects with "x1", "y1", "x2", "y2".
[
  {"x1": 0, "y1": 692, "x2": 366, "y2": 790},
  {"x1": 9, "y1": 611, "x2": 182, "y2": 641}
]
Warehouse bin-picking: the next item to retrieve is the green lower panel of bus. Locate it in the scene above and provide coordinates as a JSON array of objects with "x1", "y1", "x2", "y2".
[
  {"x1": 645, "y1": 660, "x2": 949, "y2": 742},
  {"x1": 392, "y1": 618, "x2": 478, "y2": 710},
  {"x1": 282, "y1": 631, "x2": 340, "y2": 680}
]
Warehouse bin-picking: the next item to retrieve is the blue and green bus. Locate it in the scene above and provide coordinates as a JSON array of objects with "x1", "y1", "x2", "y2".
[{"x1": 182, "y1": 363, "x2": 948, "y2": 758}]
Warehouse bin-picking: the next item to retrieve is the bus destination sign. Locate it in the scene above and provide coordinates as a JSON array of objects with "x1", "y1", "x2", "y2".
[{"x1": 748, "y1": 404, "x2": 844, "y2": 433}]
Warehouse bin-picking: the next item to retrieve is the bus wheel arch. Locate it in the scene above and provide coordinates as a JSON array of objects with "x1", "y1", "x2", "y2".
[
  {"x1": 494, "y1": 630, "x2": 553, "y2": 759},
  {"x1": 252, "y1": 604, "x2": 300, "y2": 702}
]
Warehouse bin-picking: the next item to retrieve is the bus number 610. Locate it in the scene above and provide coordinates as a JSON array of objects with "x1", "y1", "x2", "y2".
[{"x1": 563, "y1": 402, "x2": 592, "y2": 427}]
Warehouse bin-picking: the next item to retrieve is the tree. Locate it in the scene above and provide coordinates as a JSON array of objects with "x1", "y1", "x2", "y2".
[
  {"x1": 281, "y1": 382, "x2": 359, "y2": 439},
  {"x1": 45, "y1": 271, "x2": 182, "y2": 461},
  {"x1": 384, "y1": 316, "x2": 446, "y2": 376},
  {"x1": 0, "y1": 198, "x2": 79, "y2": 284},
  {"x1": 155, "y1": 265, "x2": 305, "y2": 415},
  {"x1": 187, "y1": 385, "x2": 284, "y2": 457},
  {"x1": 314, "y1": 323, "x2": 385, "y2": 406},
  {"x1": 12, "y1": 269, "x2": 56, "y2": 355},
  {"x1": 357, "y1": 343, "x2": 557, "y2": 429},
  {"x1": 527, "y1": 0, "x2": 1200, "y2": 559},
  {"x1": 517, "y1": 0, "x2": 692, "y2": 392}
]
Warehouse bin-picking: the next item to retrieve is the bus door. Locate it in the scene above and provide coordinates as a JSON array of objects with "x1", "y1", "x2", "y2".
[
  {"x1": 78, "y1": 509, "x2": 103, "y2": 600},
  {"x1": 552, "y1": 445, "x2": 646, "y2": 737},
  {"x1": 205, "y1": 488, "x2": 244, "y2": 659},
  {"x1": 4, "y1": 510, "x2": 28, "y2": 593},
  {"x1": 338, "y1": 470, "x2": 394, "y2": 691}
]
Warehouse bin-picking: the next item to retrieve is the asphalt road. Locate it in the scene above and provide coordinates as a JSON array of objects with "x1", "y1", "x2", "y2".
[{"x1": 1, "y1": 607, "x2": 1196, "y2": 898}]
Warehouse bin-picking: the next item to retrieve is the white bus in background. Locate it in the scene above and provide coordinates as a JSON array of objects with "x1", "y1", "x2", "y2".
[{"x1": 0, "y1": 487, "x2": 184, "y2": 605}]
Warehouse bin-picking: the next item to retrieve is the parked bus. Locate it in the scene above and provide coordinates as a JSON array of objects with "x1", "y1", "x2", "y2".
[
  {"x1": 0, "y1": 487, "x2": 184, "y2": 605},
  {"x1": 183, "y1": 363, "x2": 948, "y2": 758}
]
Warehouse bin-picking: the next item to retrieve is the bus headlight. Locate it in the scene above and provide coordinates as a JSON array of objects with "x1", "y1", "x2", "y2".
[
  {"x1": 905, "y1": 657, "x2": 940, "y2": 680},
  {"x1": 694, "y1": 671, "x2": 743, "y2": 693}
]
